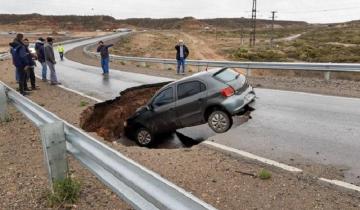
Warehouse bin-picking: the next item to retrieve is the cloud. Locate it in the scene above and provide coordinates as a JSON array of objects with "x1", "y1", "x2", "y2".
[{"x1": 0, "y1": 0, "x2": 359, "y2": 23}]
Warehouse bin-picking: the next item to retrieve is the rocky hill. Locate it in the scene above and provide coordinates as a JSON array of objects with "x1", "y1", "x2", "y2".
[{"x1": 0, "y1": 14, "x2": 308, "y2": 31}]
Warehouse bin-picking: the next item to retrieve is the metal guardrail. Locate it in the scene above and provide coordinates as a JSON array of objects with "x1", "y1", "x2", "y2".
[
  {"x1": 0, "y1": 81, "x2": 217, "y2": 210},
  {"x1": 0, "y1": 52, "x2": 10, "y2": 60},
  {"x1": 84, "y1": 42, "x2": 360, "y2": 80}
]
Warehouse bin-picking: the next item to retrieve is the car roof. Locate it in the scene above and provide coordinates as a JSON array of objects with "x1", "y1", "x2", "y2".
[
  {"x1": 154, "y1": 67, "x2": 228, "y2": 96},
  {"x1": 164, "y1": 67, "x2": 225, "y2": 88}
]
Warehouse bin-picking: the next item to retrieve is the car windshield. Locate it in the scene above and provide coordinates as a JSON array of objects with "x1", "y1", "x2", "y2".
[{"x1": 213, "y1": 68, "x2": 239, "y2": 82}]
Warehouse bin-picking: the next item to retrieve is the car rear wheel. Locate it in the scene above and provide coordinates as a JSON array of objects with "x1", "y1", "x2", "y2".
[
  {"x1": 135, "y1": 128, "x2": 153, "y2": 147},
  {"x1": 208, "y1": 110, "x2": 232, "y2": 133}
]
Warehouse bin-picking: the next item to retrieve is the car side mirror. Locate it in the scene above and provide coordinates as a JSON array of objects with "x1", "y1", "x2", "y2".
[{"x1": 147, "y1": 104, "x2": 154, "y2": 111}]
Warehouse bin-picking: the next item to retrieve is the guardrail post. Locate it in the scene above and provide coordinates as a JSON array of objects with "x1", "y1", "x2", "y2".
[
  {"x1": 140, "y1": 61, "x2": 147, "y2": 68},
  {"x1": 246, "y1": 68, "x2": 252, "y2": 76},
  {"x1": 0, "y1": 85, "x2": 7, "y2": 121},
  {"x1": 39, "y1": 121, "x2": 68, "y2": 190},
  {"x1": 324, "y1": 71, "x2": 331, "y2": 81}
]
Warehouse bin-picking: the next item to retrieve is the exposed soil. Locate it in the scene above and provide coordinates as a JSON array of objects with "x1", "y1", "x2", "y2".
[
  {"x1": 110, "y1": 31, "x2": 225, "y2": 60},
  {"x1": 80, "y1": 82, "x2": 169, "y2": 141},
  {"x1": 2, "y1": 59, "x2": 360, "y2": 209}
]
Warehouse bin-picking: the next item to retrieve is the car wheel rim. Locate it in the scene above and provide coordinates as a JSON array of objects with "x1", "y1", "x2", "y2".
[
  {"x1": 138, "y1": 130, "x2": 151, "y2": 145},
  {"x1": 211, "y1": 113, "x2": 228, "y2": 132}
]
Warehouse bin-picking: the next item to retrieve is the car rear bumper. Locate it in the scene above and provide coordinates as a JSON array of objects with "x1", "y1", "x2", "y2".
[{"x1": 221, "y1": 86, "x2": 256, "y2": 115}]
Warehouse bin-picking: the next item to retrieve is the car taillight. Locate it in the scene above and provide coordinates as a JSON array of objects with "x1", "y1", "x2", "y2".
[{"x1": 221, "y1": 86, "x2": 235, "y2": 97}]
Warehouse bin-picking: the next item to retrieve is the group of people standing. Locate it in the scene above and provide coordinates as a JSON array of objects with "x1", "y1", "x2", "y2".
[
  {"x1": 9, "y1": 33, "x2": 190, "y2": 96},
  {"x1": 9, "y1": 34, "x2": 62, "y2": 96}
]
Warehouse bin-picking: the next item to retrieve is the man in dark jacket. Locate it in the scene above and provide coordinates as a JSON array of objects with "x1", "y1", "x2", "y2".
[
  {"x1": 96, "y1": 41, "x2": 113, "y2": 75},
  {"x1": 9, "y1": 33, "x2": 30, "y2": 95},
  {"x1": 35, "y1": 37, "x2": 47, "y2": 81},
  {"x1": 23, "y1": 38, "x2": 38, "y2": 90},
  {"x1": 175, "y1": 40, "x2": 189, "y2": 75}
]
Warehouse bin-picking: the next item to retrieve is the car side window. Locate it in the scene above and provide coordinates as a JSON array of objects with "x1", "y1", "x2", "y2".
[
  {"x1": 177, "y1": 81, "x2": 206, "y2": 100},
  {"x1": 153, "y1": 87, "x2": 174, "y2": 107}
]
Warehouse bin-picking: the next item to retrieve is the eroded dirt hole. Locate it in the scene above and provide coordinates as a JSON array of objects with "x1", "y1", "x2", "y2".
[
  {"x1": 80, "y1": 82, "x2": 170, "y2": 141},
  {"x1": 80, "y1": 82, "x2": 254, "y2": 149}
]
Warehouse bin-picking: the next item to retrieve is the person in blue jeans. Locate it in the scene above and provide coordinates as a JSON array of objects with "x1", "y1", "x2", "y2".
[
  {"x1": 96, "y1": 41, "x2": 113, "y2": 75},
  {"x1": 175, "y1": 40, "x2": 189, "y2": 75}
]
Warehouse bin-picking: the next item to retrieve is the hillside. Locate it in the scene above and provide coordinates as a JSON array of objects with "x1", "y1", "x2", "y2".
[
  {"x1": 0, "y1": 14, "x2": 308, "y2": 31},
  {"x1": 118, "y1": 17, "x2": 308, "y2": 30},
  {"x1": 0, "y1": 14, "x2": 120, "y2": 31}
]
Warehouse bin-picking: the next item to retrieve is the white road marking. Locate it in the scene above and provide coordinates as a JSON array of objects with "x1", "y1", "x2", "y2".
[
  {"x1": 202, "y1": 141, "x2": 303, "y2": 173},
  {"x1": 257, "y1": 87, "x2": 360, "y2": 101},
  {"x1": 319, "y1": 178, "x2": 360, "y2": 193}
]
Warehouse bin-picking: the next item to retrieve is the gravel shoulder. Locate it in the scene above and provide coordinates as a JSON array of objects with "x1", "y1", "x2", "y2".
[
  {"x1": 0, "y1": 105, "x2": 131, "y2": 210},
  {"x1": 2, "y1": 59, "x2": 360, "y2": 209}
]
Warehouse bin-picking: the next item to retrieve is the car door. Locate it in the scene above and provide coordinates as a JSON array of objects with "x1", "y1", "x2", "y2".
[
  {"x1": 147, "y1": 86, "x2": 177, "y2": 134},
  {"x1": 175, "y1": 81, "x2": 207, "y2": 128}
]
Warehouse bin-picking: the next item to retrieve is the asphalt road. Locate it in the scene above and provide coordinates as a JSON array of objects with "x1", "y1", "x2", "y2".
[
  {"x1": 35, "y1": 33, "x2": 360, "y2": 185},
  {"x1": 210, "y1": 89, "x2": 360, "y2": 185}
]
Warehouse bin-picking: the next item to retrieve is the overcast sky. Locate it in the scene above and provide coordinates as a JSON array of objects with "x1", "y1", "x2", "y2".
[{"x1": 0, "y1": 0, "x2": 359, "y2": 23}]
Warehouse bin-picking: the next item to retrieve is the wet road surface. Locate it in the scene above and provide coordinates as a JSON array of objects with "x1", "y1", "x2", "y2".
[
  {"x1": 210, "y1": 89, "x2": 360, "y2": 184},
  {"x1": 35, "y1": 33, "x2": 360, "y2": 184}
]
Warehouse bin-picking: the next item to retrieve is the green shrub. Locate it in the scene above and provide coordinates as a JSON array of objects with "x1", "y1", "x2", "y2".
[
  {"x1": 79, "y1": 101, "x2": 89, "y2": 107},
  {"x1": 47, "y1": 176, "x2": 81, "y2": 207},
  {"x1": 0, "y1": 115, "x2": 12, "y2": 123},
  {"x1": 258, "y1": 169, "x2": 272, "y2": 180}
]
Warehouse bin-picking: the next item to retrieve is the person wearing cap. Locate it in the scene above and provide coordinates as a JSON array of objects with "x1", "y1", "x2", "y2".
[
  {"x1": 96, "y1": 41, "x2": 113, "y2": 76},
  {"x1": 44, "y1": 37, "x2": 61, "y2": 85},
  {"x1": 175, "y1": 40, "x2": 189, "y2": 75},
  {"x1": 35, "y1": 37, "x2": 47, "y2": 81},
  {"x1": 57, "y1": 44, "x2": 65, "y2": 61}
]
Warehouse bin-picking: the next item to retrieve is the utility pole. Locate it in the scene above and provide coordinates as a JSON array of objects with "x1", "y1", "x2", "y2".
[
  {"x1": 240, "y1": 26, "x2": 244, "y2": 45},
  {"x1": 249, "y1": 0, "x2": 257, "y2": 47},
  {"x1": 270, "y1": 11, "x2": 277, "y2": 47}
]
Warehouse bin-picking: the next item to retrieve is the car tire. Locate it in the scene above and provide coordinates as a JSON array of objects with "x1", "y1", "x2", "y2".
[
  {"x1": 208, "y1": 110, "x2": 232, "y2": 133},
  {"x1": 135, "y1": 127, "x2": 153, "y2": 147}
]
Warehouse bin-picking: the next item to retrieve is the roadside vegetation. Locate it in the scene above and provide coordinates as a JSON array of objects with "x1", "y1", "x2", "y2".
[
  {"x1": 0, "y1": 114, "x2": 13, "y2": 123},
  {"x1": 111, "y1": 23, "x2": 360, "y2": 63},
  {"x1": 47, "y1": 176, "x2": 81, "y2": 208},
  {"x1": 258, "y1": 169, "x2": 272, "y2": 180}
]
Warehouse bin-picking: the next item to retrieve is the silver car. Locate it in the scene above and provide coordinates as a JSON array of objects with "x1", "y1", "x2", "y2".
[{"x1": 125, "y1": 67, "x2": 256, "y2": 146}]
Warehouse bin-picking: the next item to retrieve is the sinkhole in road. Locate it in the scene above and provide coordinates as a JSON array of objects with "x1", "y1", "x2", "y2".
[{"x1": 80, "y1": 82, "x2": 253, "y2": 149}]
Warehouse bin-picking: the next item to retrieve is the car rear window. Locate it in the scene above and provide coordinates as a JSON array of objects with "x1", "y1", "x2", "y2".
[
  {"x1": 213, "y1": 68, "x2": 239, "y2": 82},
  {"x1": 177, "y1": 81, "x2": 206, "y2": 100}
]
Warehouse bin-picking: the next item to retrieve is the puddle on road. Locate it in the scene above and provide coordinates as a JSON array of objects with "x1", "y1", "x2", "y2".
[{"x1": 80, "y1": 82, "x2": 253, "y2": 149}]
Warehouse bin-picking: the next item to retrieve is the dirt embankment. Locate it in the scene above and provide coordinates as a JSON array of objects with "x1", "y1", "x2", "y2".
[{"x1": 80, "y1": 82, "x2": 169, "y2": 140}]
